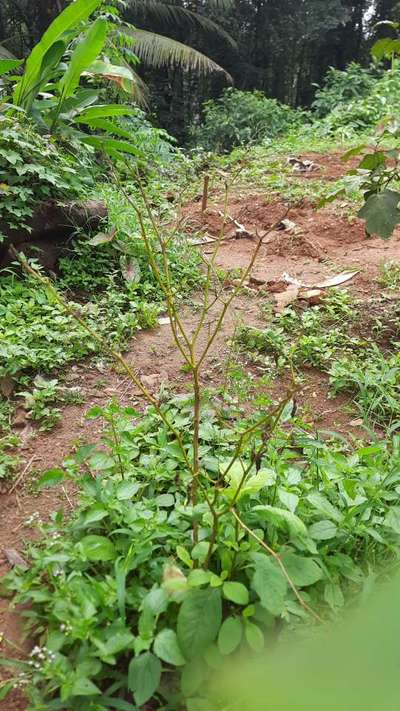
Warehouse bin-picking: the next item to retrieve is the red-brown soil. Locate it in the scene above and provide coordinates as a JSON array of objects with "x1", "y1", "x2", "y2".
[{"x1": 1, "y1": 151, "x2": 400, "y2": 709}]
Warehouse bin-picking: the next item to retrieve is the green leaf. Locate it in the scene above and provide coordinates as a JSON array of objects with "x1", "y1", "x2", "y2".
[
  {"x1": 372, "y1": 37, "x2": 400, "y2": 61},
  {"x1": 384, "y1": 507, "x2": 400, "y2": 534},
  {"x1": 251, "y1": 554, "x2": 287, "y2": 616},
  {"x1": 128, "y1": 652, "x2": 161, "y2": 706},
  {"x1": 76, "y1": 104, "x2": 136, "y2": 121},
  {"x1": 358, "y1": 152, "x2": 386, "y2": 171},
  {"x1": 82, "y1": 135, "x2": 141, "y2": 158},
  {"x1": 244, "y1": 621, "x2": 264, "y2": 652},
  {"x1": 280, "y1": 552, "x2": 323, "y2": 586},
  {"x1": 222, "y1": 581, "x2": 249, "y2": 605},
  {"x1": 218, "y1": 616, "x2": 242, "y2": 655},
  {"x1": 38, "y1": 468, "x2": 68, "y2": 489},
  {"x1": 59, "y1": 18, "x2": 108, "y2": 100},
  {"x1": 308, "y1": 520, "x2": 338, "y2": 541},
  {"x1": 13, "y1": 0, "x2": 103, "y2": 108},
  {"x1": 154, "y1": 629, "x2": 186, "y2": 666},
  {"x1": 0, "y1": 59, "x2": 23, "y2": 76},
  {"x1": 78, "y1": 535, "x2": 116, "y2": 561},
  {"x1": 177, "y1": 589, "x2": 222, "y2": 659},
  {"x1": 188, "y1": 569, "x2": 210, "y2": 587},
  {"x1": 143, "y1": 588, "x2": 168, "y2": 615},
  {"x1": 181, "y1": 660, "x2": 205, "y2": 696},
  {"x1": 306, "y1": 493, "x2": 342, "y2": 522},
  {"x1": 81, "y1": 504, "x2": 109, "y2": 526},
  {"x1": 341, "y1": 144, "x2": 366, "y2": 161},
  {"x1": 253, "y1": 505, "x2": 308, "y2": 540},
  {"x1": 358, "y1": 190, "x2": 400, "y2": 240},
  {"x1": 71, "y1": 677, "x2": 101, "y2": 696},
  {"x1": 0, "y1": 681, "x2": 13, "y2": 701}
]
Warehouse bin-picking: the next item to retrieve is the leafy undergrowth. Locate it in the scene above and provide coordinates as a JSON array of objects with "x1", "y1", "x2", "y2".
[
  {"x1": 236, "y1": 290, "x2": 400, "y2": 428},
  {"x1": 2, "y1": 398, "x2": 400, "y2": 708}
]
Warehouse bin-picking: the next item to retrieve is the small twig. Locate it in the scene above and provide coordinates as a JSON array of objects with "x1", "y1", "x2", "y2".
[
  {"x1": 230, "y1": 508, "x2": 323, "y2": 623},
  {"x1": 8, "y1": 454, "x2": 36, "y2": 494}
]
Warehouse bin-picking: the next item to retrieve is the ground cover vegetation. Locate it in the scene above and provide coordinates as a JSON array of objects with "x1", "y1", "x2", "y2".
[{"x1": 1, "y1": 1, "x2": 400, "y2": 709}]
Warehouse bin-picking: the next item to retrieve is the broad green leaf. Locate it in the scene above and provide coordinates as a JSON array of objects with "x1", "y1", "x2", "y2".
[
  {"x1": 188, "y1": 569, "x2": 210, "y2": 587},
  {"x1": 244, "y1": 621, "x2": 264, "y2": 652},
  {"x1": 309, "y1": 520, "x2": 338, "y2": 541},
  {"x1": 78, "y1": 535, "x2": 116, "y2": 561},
  {"x1": 251, "y1": 554, "x2": 287, "y2": 616},
  {"x1": 143, "y1": 588, "x2": 168, "y2": 615},
  {"x1": 116, "y1": 481, "x2": 140, "y2": 500},
  {"x1": 154, "y1": 629, "x2": 186, "y2": 666},
  {"x1": 81, "y1": 504, "x2": 109, "y2": 526},
  {"x1": 253, "y1": 505, "x2": 308, "y2": 540},
  {"x1": 13, "y1": 0, "x2": 103, "y2": 107},
  {"x1": 181, "y1": 660, "x2": 205, "y2": 696},
  {"x1": 358, "y1": 190, "x2": 400, "y2": 240},
  {"x1": 280, "y1": 552, "x2": 323, "y2": 586},
  {"x1": 82, "y1": 135, "x2": 141, "y2": 158},
  {"x1": 218, "y1": 616, "x2": 242, "y2": 655},
  {"x1": 38, "y1": 468, "x2": 68, "y2": 489},
  {"x1": 341, "y1": 144, "x2": 367, "y2": 161},
  {"x1": 306, "y1": 493, "x2": 342, "y2": 522},
  {"x1": 71, "y1": 677, "x2": 101, "y2": 696},
  {"x1": 222, "y1": 581, "x2": 249, "y2": 605},
  {"x1": 128, "y1": 652, "x2": 161, "y2": 706},
  {"x1": 84, "y1": 59, "x2": 134, "y2": 86},
  {"x1": 177, "y1": 589, "x2": 222, "y2": 659},
  {"x1": 59, "y1": 19, "x2": 107, "y2": 100},
  {"x1": 384, "y1": 507, "x2": 400, "y2": 534},
  {"x1": 88, "y1": 230, "x2": 117, "y2": 246},
  {"x1": 358, "y1": 152, "x2": 386, "y2": 170},
  {"x1": 0, "y1": 681, "x2": 13, "y2": 701},
  {"x1": 372, "y1": 37, "x2": 400, "y2": 61},
  {"x1": 0, "y1": 59, "x2": 23, "y2": 76},
  {"x1": 76, "y1": 104, "x2": 136, "y2": 121}
]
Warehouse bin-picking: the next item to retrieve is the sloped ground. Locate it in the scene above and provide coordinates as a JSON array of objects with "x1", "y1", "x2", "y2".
[{"x1": 1, "y1": 151, "x2": 400, "y2": 709}]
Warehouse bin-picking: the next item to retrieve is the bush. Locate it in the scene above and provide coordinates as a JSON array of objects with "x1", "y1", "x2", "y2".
[
  {"x1": 190, "y1": 89, "x2": 304, "y2": 153},
  {"x1": 314, "y1": 64, "x2": 400, "y2": 135},
  {"x1": 312, "y1": 63, "x2": 380, "y2": 118},
  {"x1": 3, "y1": 399, "x2": 400, "y2": 708},
  {"x1": 0, "y1": 116, "x2": 95, "y2": 239}
]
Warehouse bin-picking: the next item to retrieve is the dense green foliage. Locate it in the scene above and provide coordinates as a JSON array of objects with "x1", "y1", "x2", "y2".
[
  {"x1": 190, "y1": 89, "x2": 304, "y2": 153},
  {"x1": 0, "y1": 117, "x2": 94, "y2": 238},
  {"x1": 4, "y1": 398, "x2": 400, "y2": 708}
]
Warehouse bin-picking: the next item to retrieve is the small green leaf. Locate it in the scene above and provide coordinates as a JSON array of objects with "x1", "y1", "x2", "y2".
[
  {"x1": 309, "y1": 520, "x2": 338, "y2": 540},
  {"x1": 78, "y1": 535, "x2": 116, "y2": 561},
  {"x1": 222, "y1": 581, "x2": 249, "y2": 605},
  {"x1": 38, "y1": 468, "x2": 68, "y2": 489},
  {"x1": 154, "y1": 629, "x2": 186, "y2": 666},
  {"x1": 218, "y1": 617, "x2": 242, "y2": 655},
  {"x1": 245, "y1": 621, "x2": 264, "y2": 652},
  {"x1": 71, "y1": 677, "x2": 101, "y2": 696},
  {"x1": 128, "y1": 652, "x2": 161, "y2": 706}
]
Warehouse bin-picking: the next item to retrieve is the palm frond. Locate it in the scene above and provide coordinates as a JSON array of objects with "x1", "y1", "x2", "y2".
[
  {"x1": 0, "y1": 45, "x2": 17, "y2": 59},
  {"x1": 124, "y1": 27, "x2": 232, "y2": 79},
  {"x1": 125, "y1": 0, "x2": 236, "y2": 47}
]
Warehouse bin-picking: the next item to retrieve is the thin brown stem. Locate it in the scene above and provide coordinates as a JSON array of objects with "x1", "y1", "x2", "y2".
[{"x1": 230, "y1": 508, "x2": 323, "y2": 623}]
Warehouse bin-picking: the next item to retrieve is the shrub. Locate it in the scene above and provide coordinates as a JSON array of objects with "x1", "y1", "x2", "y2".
[
  {"x1": 190, "y1": 89, "x2": 304, "y2": 153},
  {"x1": 3, "y1": 399, "x2": 400, "y2": 708},
  {"x1": 0, "y1": 116, "x2": 95, "y2": 239},
  {"x1": 312, "y1": 63, "x2": 380, "y2": 118}
]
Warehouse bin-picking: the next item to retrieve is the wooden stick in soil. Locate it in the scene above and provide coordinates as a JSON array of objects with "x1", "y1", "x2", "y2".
[{"x1": 201, "y1": 174, "x2": 210, "y2": 214}]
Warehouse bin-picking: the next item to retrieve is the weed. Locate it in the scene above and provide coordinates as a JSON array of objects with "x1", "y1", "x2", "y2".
[
  {"x1": 329, "y1": 349, "x2": 400, "y2": 428},
  {"x1": 379, "y1": 261, "x2": 400, "y2": 291},
  {"x1": 17, "y1": 376, "x2": 85, "y2": 432},
  {"x1": 4, "y1": 400, "x2": 400, "y2": 707}
]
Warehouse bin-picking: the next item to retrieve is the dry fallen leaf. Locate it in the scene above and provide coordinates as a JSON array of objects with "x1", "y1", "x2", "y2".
[{"x1": 274, "y1": 285, "x2": 300, "y2": 313}]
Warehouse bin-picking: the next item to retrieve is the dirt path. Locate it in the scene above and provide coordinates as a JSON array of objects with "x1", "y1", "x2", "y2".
[{"x1": 1, "y1": 151, "x2": 400, "y2": 709}]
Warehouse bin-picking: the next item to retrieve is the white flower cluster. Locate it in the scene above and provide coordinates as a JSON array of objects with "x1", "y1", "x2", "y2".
[
  {"x1": 28, "y1": 645, "x2": 56, "y2": 670},
  {"x1": 24, "y1": 512, "x2": 42, "y2": 527}
]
